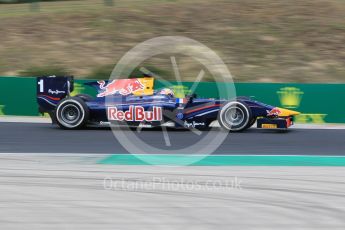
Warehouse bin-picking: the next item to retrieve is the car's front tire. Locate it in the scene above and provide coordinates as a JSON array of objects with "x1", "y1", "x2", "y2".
[
  {"x1": 218, "y1": 101, "x2": 252, "y2": 132},
  {"x1": 246, "y1": 117, "x2": 257, "y2": 129},
  {"x1": 55, "y1": 97, "x2": 89, "y2": 129}
]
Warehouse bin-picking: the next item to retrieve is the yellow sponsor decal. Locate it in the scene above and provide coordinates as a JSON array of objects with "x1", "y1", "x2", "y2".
[
  {"x1": 0, "y1": 105, "x2": 5, "y2": 115},
  {"x1": 277, "y1": 87, "x2": 304, "y2": 109},
  {"x1": 132, "y1": 77, "x2": 154, "y2": 96},
  {"x1": 262, "y1": 124, "x2": 277, "y2": 129}
]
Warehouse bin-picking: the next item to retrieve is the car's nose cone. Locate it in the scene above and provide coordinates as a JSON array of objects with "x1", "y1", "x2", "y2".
[{"x1": 276, "y1": 107, "x2": 300, "y2": 117}]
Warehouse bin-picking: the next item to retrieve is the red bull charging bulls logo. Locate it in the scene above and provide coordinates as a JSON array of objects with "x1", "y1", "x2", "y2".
[
  {"x1": 107, "y1": 106, "x2": 163, "y2": 122},
  {"x1": 267, "y1": 108, "x2": 282, "y2": 117},
  {"x1": 97, "y1": 79, "x2": 144, "y2": 97}
]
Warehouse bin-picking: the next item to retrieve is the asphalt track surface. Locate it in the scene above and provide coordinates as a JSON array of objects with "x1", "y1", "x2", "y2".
[
  {"x1": 0, "y1": 157, "x2": 344, "y2": 230},
  {"x1": 1, "y1": 123, "x2": 345, "y2": 229},
  {"x1": 1, "y1": 122, "x2": 345, "y2": 155}
]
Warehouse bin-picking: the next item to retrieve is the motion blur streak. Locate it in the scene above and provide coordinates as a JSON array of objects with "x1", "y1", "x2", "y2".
[{"x1": 0, "y1": 0, "x2": 344, "y2": 82}]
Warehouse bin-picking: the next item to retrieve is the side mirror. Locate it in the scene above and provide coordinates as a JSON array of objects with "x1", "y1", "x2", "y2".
[{"x1": 186, "y1": 93, "x2": 197, "y2": 103}]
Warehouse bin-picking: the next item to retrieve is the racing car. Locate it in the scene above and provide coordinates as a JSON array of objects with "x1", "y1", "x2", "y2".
[{"x1": 37, "y1": 76, "x2": 300, "y2": 132}]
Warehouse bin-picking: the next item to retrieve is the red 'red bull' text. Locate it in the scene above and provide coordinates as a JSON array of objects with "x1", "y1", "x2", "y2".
[{"x1": 107, "y1": 106, "x2": 162, "y2": 122}]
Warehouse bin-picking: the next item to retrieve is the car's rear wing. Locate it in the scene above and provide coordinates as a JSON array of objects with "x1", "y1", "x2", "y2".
[{"x1": 37, "y1": 75, "x2": 74, "y2": 113}]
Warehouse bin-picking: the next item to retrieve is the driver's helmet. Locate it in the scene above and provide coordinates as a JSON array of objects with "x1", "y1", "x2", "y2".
[{"x1": 158, "y1": 88, "x2": 174, "y2": 97}]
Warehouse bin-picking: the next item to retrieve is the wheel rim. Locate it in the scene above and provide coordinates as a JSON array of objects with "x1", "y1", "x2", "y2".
[
  {"x1": 224, "y1": 107, "x2": 244, "y2": 126},
  {"x1": 60, "y1": 104, "x2": 81, "y2": 125}
]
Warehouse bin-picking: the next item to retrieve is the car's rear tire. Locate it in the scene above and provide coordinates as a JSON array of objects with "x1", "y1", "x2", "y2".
[
  {"x1": 218, "y1": 101, "x2": 252, "y2": 132},
  {"x1": 75, "y1": 94, "x2": 94, "y2": 102},
  {"x1": 56, "y1": 97, "x2": 89, "y2": 129}
]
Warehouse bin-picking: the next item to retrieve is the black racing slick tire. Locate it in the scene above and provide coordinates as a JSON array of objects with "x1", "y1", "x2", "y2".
[
  {"x1": 218, "y1": 101, "x2": 252, "y2": 132},
  {"x1": 75, "y1": 94, "x2": 94, "y2": 102},
  {"x1": 246, "y1": 117, "x2": 257, "y2": 129},
  {"x1": 55, "y1": 97, "x2": 89, "y2": 129}
]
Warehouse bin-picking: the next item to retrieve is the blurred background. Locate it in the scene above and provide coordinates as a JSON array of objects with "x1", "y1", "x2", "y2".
[{"x1": 0, "y1": 0, "x2": 344, "y2": 82}]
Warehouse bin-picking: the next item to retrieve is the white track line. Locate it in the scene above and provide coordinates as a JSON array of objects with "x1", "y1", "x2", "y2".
[{"x1": 0, "y1": 116, "x2": 51, "y2": 123}]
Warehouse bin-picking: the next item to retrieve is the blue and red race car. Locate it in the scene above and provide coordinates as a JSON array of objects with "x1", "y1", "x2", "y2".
[{"x1": 37, "y1": 76, "x2": 299, "y2": 132}]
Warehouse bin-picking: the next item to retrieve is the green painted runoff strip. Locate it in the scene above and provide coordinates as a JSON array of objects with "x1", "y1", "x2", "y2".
[{"x1": 98, "y1": 154, "x2": 345, "y2": 166}]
